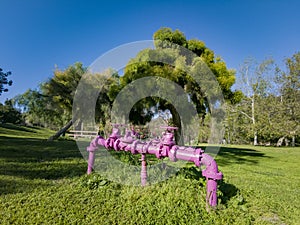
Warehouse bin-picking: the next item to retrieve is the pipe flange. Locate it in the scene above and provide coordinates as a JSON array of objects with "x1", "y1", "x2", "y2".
[
  {"x1": 155, "y1": 144, "x2": 163, "y2": 159},
  {"x1": 202, "y1": 170, "x2": 223, "y2": 180},
  {"x1": 194, "y1": 148, "x2": 204, "y2": 167},
  {"x1": 131, "y1": 140, "x2": 139, "y2": 154},
  {"x1": 105, "y1": 138, "x2": 111, "y2": 149},
  {"x1": 169, "y1": 145, "x2": 178, "y2": 162},
  {"x1": 113, "y1": 139, "x2": 121, "y2": 151}
]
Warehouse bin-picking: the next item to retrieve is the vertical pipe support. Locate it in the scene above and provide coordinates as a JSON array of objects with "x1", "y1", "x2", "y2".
[
  {"x1": 201, "y1": 153, "x2": 223, "y2": 208},
  {"x1": 205, "y1": 179, "x2": 218, "y2": 208},
  {"x1": 87, "y1": 149, "x2": 96, "y2": 174},
  {"x1": 141, "y1": 153, "x2": 147, "y2": 186}
]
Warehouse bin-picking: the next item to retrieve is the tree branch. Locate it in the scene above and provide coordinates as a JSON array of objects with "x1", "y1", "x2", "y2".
[{"x1": 239, "y1": 111, "x2": 252, "y2": 120}]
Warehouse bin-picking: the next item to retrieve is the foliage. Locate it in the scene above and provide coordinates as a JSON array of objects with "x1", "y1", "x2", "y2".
[
  {"x1": 0, "y1": 68, "x2": 12, "y2": 95},
  {"x1": 0, "y1": 99, "x2": 23, "y2": 124},
  {"x1": 115, "y1": 27, "x2": 238, "y2": 143},
  {"x1": 15, "y1": 64, "x2": 118, "y2": 137},
  {"x1": 14, "y1": 89, "x2": 62, "y2": 128},
  {"x1": 275, "y1": 52, "x2": 300, "y2": 143},
  {"x1": 4, "y1": 30, "x2": 299, "y2": 145},
  {"x1": 229, "y1": 58, "x2": 275, "y2": 145},
  {"x1": 14, "y1": 62, "x2": 87, "y2": 129},
  {"x1": 224, "y1": 53, "x2": 300, "y2": 145},
  {"x1": 41, "y1": 62, "x2": 86, "y2": 121}
]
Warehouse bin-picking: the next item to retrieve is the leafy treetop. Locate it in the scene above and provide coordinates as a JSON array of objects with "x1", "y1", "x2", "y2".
[{"x1": 0, "y1": 68, "x2": 12, "y2": 96}]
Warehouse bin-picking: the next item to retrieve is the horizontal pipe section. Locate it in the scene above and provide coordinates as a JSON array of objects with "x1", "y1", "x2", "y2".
[{"x1": 86, "y1": 131, "x2": 223, "y2": 208}]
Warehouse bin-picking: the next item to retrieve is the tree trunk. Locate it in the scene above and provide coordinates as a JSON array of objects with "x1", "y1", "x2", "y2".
[
  {"x1": 169, "y1": 105, "x2": 183, "y2": 145},
  {"x1": 251, "y1": 97, "x2": 258, "y2": 145},
  {"x1": 292, "y1": 136, "x2": 295, "y2": 147},
  {"x1": 253, "y1": 131, "x2": 258, "y2": 146},
  {"x1": 47, "y1": 119, "x2": 73, "y2": 141},
  {"x1": 276, "y1": 136, "x2": 285, "y2": 147}
]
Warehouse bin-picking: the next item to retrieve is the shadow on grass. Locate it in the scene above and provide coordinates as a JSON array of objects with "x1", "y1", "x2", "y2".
[
  {"x1": 0, "y1": 136, "x2": 83, "y2": 161},
  {"x1": 218, "y1": 180, "x2": 239, "y2": 205},
  {"x1": 0, "y1": 177, "x2": 52, "y2": 195},
  {"x1": 0, "y1": 123, "x2": 38, "y2": 133},
  {"x1": 177, "y1": 166, "x2": 239, "y2": 205},
  {"x1": 0, "y1": 136, "x2": 87, "y2": 182},
  {"x1": 215, "y1": 146, "x2": 272, "y2": 166}
]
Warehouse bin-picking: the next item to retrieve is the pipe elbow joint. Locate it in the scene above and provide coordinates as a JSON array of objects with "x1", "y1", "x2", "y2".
[
  {"x1": 200, "y1": 153, "x2": 223, "y2": 180},
  {"x1": 87, "y1": 136, "x2": 100, "y2": 152}
]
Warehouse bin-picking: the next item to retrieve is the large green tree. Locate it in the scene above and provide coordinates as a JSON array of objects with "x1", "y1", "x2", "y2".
[
  {"x1": 14, "y1": 89, "x2": 62, "y2": 128},
  {"x1": 113, "y1": 27, "x2": 240, "y2": 143},
  {"x1": 44, "y1": 63, "x2": 117, "y2": 140},
  {"x1": 44, "y1": 62, "x2": 89, "y2": 140},
  {"x1": 15, "y1": 63, "x2": 87, "y2": 140},
  {"x1": 15, "y1": 62, "x2": 118, "y2": 140},
  {"x1": 42, "y1": 62, "x2": 86, "y2": 119}
]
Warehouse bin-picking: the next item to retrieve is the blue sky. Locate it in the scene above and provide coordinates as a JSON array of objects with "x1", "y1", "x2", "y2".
[{"x1": 1, "y1": 0, "x2": 300, "y2": 102}]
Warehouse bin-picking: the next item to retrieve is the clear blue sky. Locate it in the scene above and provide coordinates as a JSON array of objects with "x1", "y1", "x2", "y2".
[{"x1": 1, "y1": 0, "x2": 300, "y2": 102}]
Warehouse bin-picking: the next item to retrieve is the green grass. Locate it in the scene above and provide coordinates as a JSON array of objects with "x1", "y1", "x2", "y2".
[
  {"x1": 0, "y1": 123, "x2": 54, "y2": 138},
  {"x1": 0, "y1": 124, "x2": 299, "y2": 224}
]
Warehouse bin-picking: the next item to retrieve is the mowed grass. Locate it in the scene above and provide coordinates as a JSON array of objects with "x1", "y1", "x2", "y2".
[{"x1": 0, "y1": 124, "x2": 299, "y2": 224}]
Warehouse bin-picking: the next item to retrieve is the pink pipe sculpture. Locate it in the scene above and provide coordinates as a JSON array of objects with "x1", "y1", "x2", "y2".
[{"x1": 86, "y1": 125, "x2": 223, "y2": 208}]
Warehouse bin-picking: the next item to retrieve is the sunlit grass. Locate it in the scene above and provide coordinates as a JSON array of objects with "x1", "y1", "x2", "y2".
[
  {"x1": 0, "y1": 124, "x2": 299, "y2": 224},
  {"x1": 0, "y1": 123, "x2": 54, "y2": 138}
]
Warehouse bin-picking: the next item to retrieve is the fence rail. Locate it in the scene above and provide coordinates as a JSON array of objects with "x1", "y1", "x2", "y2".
[{"x1": 68, "y1": 130, "x2": 98, "y2": 139}]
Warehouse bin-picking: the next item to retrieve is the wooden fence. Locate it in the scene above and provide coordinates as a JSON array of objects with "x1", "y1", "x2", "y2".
[{"x1": 68, "y1": 130, "x2": 98, "y2": 139}]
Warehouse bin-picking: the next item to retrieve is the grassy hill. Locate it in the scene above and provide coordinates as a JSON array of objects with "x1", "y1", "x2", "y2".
[{"x1": 0, "y1": 124, "x2": 299, "y2": 224}]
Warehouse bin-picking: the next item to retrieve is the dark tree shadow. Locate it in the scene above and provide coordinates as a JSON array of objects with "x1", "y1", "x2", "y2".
[
  {"x1": 176, "y1": 166, "x2": 240, "y2": 204},
  {"x1": 0, "y1": 177, "x2": 52, "y2": 195},
  {"x1": 218, "y1": 179, "x2": 239, "y2": 205},
  {"x1": 0, "y1": 123, "x2": 39, "y2": 133},
  {"x1": 211, "y1": 146, "x2": 272, "y2": 166},
  {"x1": 0, "y1": 136, "x2": 83, "y2": 162},
  {"x1": 0, "y1": 136, "x2": 87, "y2": 195}
]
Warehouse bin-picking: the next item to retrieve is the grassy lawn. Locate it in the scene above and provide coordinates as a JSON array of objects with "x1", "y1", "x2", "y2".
[{"x1": 0, "y1": 124, "x2": 299, "y2": 224}]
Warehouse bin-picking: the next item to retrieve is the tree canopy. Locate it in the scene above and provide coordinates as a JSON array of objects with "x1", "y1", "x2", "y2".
[
  {"x1": 113, "y1": 27, "x2": 240, "y2": 143},
  {"x1": 0, "y1": 68, "x2": 12, "y2": 95}
]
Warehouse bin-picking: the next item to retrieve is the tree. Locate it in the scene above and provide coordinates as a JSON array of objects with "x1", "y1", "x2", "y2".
[
  {"x1": 0, "y1": 99, "x2": 23, "y2": 124},
  {"x1": 115, "y1": 27, "x2": 239, "y2": 144},
  {"x1": 42, "y1": 62, "x2": 86, "y2": 140},
  {"x1": 42, "y1": 62, "x2": 86, "y2": 119},
  {"x1": 234, "y1": 58, "x2": 274, "y2": 145},
  {"x1": 44, "y1": 63, "x2": 117, "y2": 140},
  {"x1": 0, "y1": 68, "x2": 12, "y2": 95},
  {"x1": 226, "y1": 54, "x2": 299, "y2": 146},
  {"x1": 14, "y1": 89, "x2": 62, "y2": 128},
  {"x1": 14, "y1": 62, "x2": 88, "y2": 140},
  {"x1": 275, "y1": 52, "x2": 300, "y2": 146},
  {"x1": 14, "y1": 62, "x2": 117, "y2": 140}
]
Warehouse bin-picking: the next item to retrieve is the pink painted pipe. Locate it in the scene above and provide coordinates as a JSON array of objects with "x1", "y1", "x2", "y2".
[
  {"x1": 141, "y1": 153, "x2": 147, "y2": 186},
  {"x1": 86, "y1": 126, "x2": 223, "y2": 208}
]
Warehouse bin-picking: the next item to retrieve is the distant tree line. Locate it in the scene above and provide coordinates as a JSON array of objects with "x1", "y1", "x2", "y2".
[
  {"x1": 1, "y1": 28, "x2": 299, "y2": 146},
  {"x1": 226, "y1": 54, "x2": 300, "y2": 146}
]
